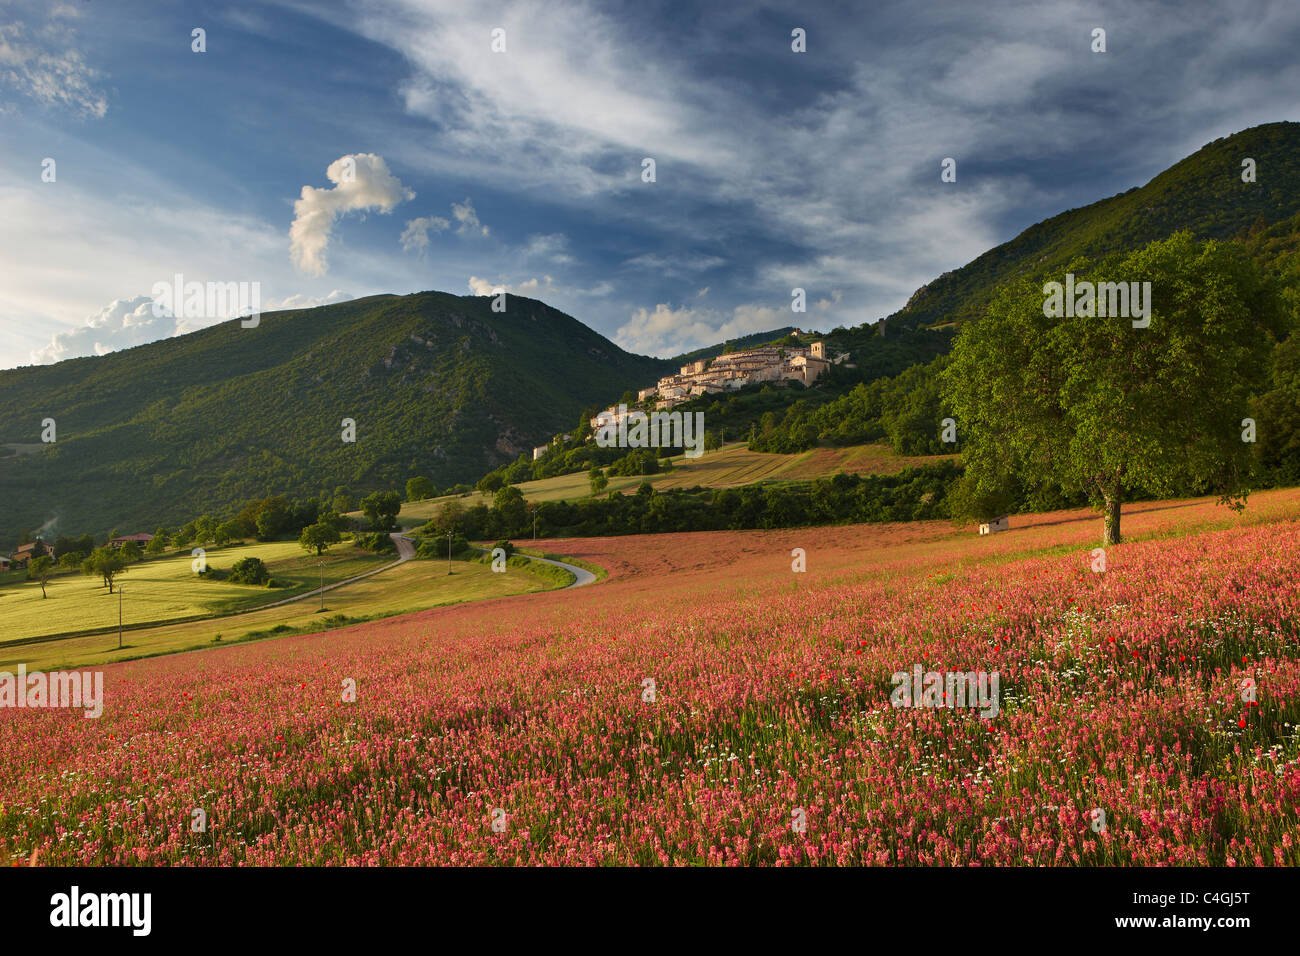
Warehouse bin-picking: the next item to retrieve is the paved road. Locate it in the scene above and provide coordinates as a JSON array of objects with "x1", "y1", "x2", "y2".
[
  {"x1": 471, "y1": 546, "x2": 596, "y2": 589},
  {"x1": 522, "y1": 552, "x2": 597, "y2": 588},
  {"x1": 266, "y1": 536, "x2": 592, "y2": 611},
  {"x1": 257, "y1": 532, "x2": 415, "y2": 610}
]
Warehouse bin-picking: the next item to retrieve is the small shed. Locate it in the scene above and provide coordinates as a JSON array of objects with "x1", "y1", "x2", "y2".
[{"x1": 978, "y1": 514, "x2": 1009, "y2": 535}]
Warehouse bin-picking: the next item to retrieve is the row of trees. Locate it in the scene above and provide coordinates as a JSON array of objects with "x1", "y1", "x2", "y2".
[
  {"x1": 420, "y1": 464, "x2": 958, "y2": 540},
  {"x1": 20, "y1": 486, "x2": 405, "y2": 599}
]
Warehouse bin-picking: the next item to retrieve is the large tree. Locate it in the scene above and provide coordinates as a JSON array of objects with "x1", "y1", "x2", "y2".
[
  {"x1": 82, "y1": 547, "x2": 129, "y2": 593},
  {"x1": 406, "y1": 476, "x2": 437, "y2": 501},
  {"x1": 360, "y1": 491, "x2": 402, "y2": 531},
  {"x1": 943, "y1": 233, "x2": 1283, "y2": 545},
  {"x1": 299, "y1": 521, "x2": 342, "y2": 556}
]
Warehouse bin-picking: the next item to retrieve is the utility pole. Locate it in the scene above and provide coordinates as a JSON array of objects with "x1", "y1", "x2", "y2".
[
  {"x1": 446, "y1": 531, "x2": 453, "y2": 575},
  {"x1": 118, "y1": 585, "x2": 123, "y2": 649},
  {"x1": 533, "y1": 511, "x2": 537, "y2": 542},
  {"x1": 319, "y1": 560, "x2": 325, "y2": 612}
]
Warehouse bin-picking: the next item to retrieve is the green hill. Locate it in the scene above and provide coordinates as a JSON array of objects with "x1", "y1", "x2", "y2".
[
  {"x1": 892, "y1": 121, "x2": 1300, "y2": 328},
  {"x1": 0, "y1": 292, "x2": 672, "y2": 542}
]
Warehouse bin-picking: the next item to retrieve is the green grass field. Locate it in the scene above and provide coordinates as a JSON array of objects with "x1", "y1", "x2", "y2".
[
  {"x1": 393, "y1": 441, "x2": 959, "y2": 527},
  {"x1": 0, "y1": 539, "x2": 391, "y2": 643},
  {"x1": 5, "y1": 550, "x2": 572, "y2": 671}
]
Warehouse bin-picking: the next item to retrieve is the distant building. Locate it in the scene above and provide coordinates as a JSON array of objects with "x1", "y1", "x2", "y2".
[
  {"x1": 590, "y1": 406, "x2": 637, "y2": 430},
  {"x1": 0, "y1": 555, "x2": 14, "y2": 571},
  {"x1": 109, "y1": 533, "x2": 154, "y2": 548},
  {"x1": 12, "y1": 538, "x2": 51, "y2": 566},
  {"x1": 645, "y1": 341, "x2": 843, "y2": 410},
  {"x1": 978, "y1": 515, "x2": 1009, "y2": 535},
  {"x1": 532, "y1": 445, "x2": 550, "y2": 460}
]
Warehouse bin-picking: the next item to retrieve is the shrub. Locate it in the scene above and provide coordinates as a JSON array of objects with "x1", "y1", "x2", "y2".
[
  {"x1": 355, "y1": 532, "x2": 397, "y2": 553},
  {"x1": 419, "y1": 535, "x2": 469, "y2": 559},
  {"x1": 229, "y1": 556, "x2": 271, "y2": 586}
]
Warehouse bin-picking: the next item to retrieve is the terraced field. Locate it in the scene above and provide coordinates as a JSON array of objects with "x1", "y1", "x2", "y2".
[{"x1": 396, "y1": 442, "x2": 957, "y2": 526}]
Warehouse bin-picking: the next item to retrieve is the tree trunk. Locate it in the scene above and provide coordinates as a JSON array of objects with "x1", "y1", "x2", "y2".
[{"x1": 1102, "y1": 490, "x2": 1122, "y2": 545}]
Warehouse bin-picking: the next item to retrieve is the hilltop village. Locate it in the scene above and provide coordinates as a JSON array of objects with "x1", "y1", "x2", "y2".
[{"x1": 534, "y1": 339, "x2": 849, "y2": 458}]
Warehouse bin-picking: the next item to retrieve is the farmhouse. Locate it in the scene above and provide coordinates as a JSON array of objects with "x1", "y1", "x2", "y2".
[
  {"x1": 0, "y1": 556, "x2": 13, "y2": 571},
  {"x1": 109, "y1": 533, "x2": 154, "y2": 548},
  {"x1": 11, "y1": 538, "x2": 50, "y2": 567}
]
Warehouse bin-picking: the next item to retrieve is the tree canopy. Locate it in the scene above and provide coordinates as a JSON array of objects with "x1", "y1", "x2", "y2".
[{"x1": 944, "y1": 232, "x2": 1284, "y2": 544}]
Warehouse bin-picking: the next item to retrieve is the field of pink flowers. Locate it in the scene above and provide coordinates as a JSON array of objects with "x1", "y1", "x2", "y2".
[{"x1": 3, "y1": 491, "x2": 1300, "y2": 865}]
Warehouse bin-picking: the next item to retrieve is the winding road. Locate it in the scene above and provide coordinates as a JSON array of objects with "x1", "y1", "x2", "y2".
[
  {"x1": 514, "y1": 551, "x2": 597, "y2": 588},
  {"x1": 269, "y1": 535, "x2": 596, "y2": 611},
  {"x1": 256, "y1": 532, "x2": 417, "y2": 610}
]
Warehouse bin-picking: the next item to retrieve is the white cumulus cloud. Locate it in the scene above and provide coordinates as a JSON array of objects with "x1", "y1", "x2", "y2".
[
  {"x1": 450, "y1": 197, "x2": 488, "y2": 236},
  {"x1": 31, "y1": 295, "x2": 180, "y2": 365},
  {"x1": 290, "y1": 153, "x2": 414, "y2": 276},
  {"x1": 400, "y1": 215, "x2": 450, "y2": 253}
]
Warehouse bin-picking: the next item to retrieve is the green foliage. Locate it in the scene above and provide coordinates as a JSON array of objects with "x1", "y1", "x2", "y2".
[
  {"x1": 494, "y1": 464, "x2": 960, "y2": 538},
  {"x1": 745, "y1": 355, "x2": 954, "y2": 456},
  {"x1": 894, "y1": 121, "x2": 1300, "y2": 329},
  {"x1": 360, "y1": 491, "x2": 402, "y2": 531},
  {"x1": 492, "y1": 485, "x2": 527, "y2": 530},
  {"x1": 943, "y1": 233, "x2": 1283, "y2": 542},
  {"x1": 229, "y1": 556, "x2": 271, "y2": 586},
  {"x1": 299, "y1": 521, "x2": 342, "y2": 556},
  {"x1": 0, "y1": 291, "x2": 672, "y2": 542},
  {"x1": 406, "y1": 476, "x2": 437, "y2": 501},
  {"x1": 417, "y1": 535, "x2": 469, "y2": 559},
  {"x1": 215, "y1": 520, "x2": 245, "y2": 546},
  {"x1": 476, "y1": 471, "x2": 506, "y2": 494},
  {"x1": 53, "y1": 534, "x2": 94, "y2": 560},
  {"x1": 607, "y1": 448, "x2": 662, "y2": 477},
  {"x1": 81, "y1": 546, "x2": 128, "y2": 592},
  {"x1": 1251, "y1": 335, "x2": 1300, "y2": 483},
  {"x1": 354, "y1": 532, "x2": 397, "y2": 553},
  {"x1": 27, "y1": 555, "x2": 54, "y2": 597}
]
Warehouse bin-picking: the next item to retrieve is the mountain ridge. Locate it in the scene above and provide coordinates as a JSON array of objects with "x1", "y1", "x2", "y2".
[{"x1": 0, "y1": 292, "x2": 672, "y2": 541}]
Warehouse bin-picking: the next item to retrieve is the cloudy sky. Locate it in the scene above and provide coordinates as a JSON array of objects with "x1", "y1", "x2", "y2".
[{"x1": 2, "y1": 0, "x2": 1299, "y2": 369}]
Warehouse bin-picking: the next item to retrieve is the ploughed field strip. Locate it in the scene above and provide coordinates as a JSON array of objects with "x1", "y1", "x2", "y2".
[{"x1": 2, "y1": 488, "x2": 1298, "y2": 865}]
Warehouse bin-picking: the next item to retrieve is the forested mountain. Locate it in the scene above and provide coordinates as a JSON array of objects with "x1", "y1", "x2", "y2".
[
  {"x1": 0, "y1": 292, "x2": 671, "y2": 541},
  {"x1": 7, "y1": 123, "x2": 1300, "y2": 545},
  {"x1": 891, "y1": 121, "x2": 1300, "y2": 328}
]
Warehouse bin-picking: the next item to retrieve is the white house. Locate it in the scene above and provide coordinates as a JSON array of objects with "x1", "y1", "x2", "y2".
[{"x1": 978, "y1": 515, "x2": 1009, "y2": 535}]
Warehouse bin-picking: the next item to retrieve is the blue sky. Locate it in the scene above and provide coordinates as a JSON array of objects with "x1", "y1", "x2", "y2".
[{"x1": 2, "y1": 0, "x2": 1300, "y2": 369}]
